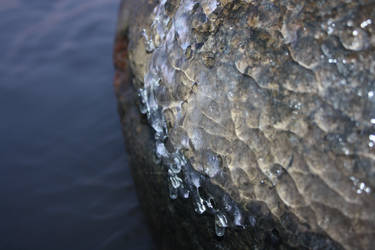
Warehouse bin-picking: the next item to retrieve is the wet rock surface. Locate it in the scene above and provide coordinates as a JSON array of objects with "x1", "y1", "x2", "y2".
[{"x1": 114, "y1": 0, "x2": 375, "y2": 249}]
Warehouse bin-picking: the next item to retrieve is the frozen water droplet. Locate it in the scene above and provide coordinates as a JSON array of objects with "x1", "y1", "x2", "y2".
[
  {"x1": 201, "y1": 0, "x2": 218, "y2": 16},
  {"x1": 170, "y1": 154, "x2": 185, "y2": 173},
  {"x1": 156, "y1": 142, "x2": 169, "y2": 158},
  {"x1": 170, "y1": 175, "x2": 182, "y2": 189},
  {"x1": 249, "y1": 215, "x2": 256, "y2": 227},
  {"x1": 343, "y1": 147, "x2": 350, "y2": 155},
  {"x1": 222, "y1": 194, "x2": 232, "y2": 212},
  {"x1": 138, "y1": 89, "x2": 149, "y2": 114},
  {"x1": 224, "y1": 203, "x2": 231, "y2": 212},
  {"x1": 204, "y1": 151, "x2": 221, "y2": 178},
  {"x1": 181, "y1": 188, "x2": 190, "y2": 199},
  {"x1": 271, "y1": 164, "x2": 284, "y2": 179},
  {"x1": 150, "y1": 111, "x2": 167, "y2": 140},
  {"x1": 169, "y1": 184, "x2": 178, "y2": 199},
  {"x1": 189, "y1": 171, "x2": 201, "y2": 188},
  {"x1": 174, "y1": 154, "x2": 186, "y2": 165},
  {"x1": 139, "y1": 105, "x2": 148, "y2": 114},
  {"x1": 360, "y1": 19, "x2": 372, "y2": 28},
  {"x1": 215, "y1": 223, "x2": 225, "y2": 237},
  {"x1": 233, "y1": 207, "x2": 244, "y2": 227},
  {"x1": 369, "y1": 134, "x2": 375, "y2": 148},
  {"x1": 170, "y1": 163, "x2": 181, "y2": 174},
  {"x1": 205, "y1": 198, "x2": 214, "y2": 209},
  {"x1": 214, "y1": 213, "x2": 228, "y2": 237},
  {"x1": 194, "y1": 198, "x2": 206, "y2": 214},
  {"x1": 350, "y1": 176, "x2": 371, "y2": 195},
  {"x1": 142, "y1": 29, "x2": 155, "y2": 53},
  {"x1": 227, "y1": 91, "x2": 234, "y2": 100},
  {"x1": 215, "y1": 213, "x2": 228, "y2": 228},
  {"x1": 350, "y1": 176, "x2": 359, "y2": 185},
  {"x1": 152, "y1": 152, "x2": 162, "y2": 164},
  {"x1": 328, "y1": 58, "x2": 337, "y2": 64},
  {"x1": 340, "y1": 28, "x2": 369, "y2": 51}
]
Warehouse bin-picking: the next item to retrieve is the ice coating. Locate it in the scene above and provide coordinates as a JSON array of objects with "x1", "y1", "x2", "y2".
[
  {"x1": 136, "y1": 0, "x2": 375, "y2": 247},
  {"x1": 139, "y1": 0, "x2": 244, "y2": 236}
]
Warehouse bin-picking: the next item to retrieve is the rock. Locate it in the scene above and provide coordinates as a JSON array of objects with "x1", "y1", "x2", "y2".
[{"x1": 113, "y1": 0, "x2": 375, "y2": 249}]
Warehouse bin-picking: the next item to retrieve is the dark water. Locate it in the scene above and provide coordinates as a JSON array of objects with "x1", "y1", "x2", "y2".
[{"x1": 0, "y1": 1, "x2": 154, "y2": 249}]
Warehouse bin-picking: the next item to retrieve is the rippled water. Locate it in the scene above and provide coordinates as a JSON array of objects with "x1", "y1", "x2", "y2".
[{"x1": 0, "y1": 0, "x2": 154, "y2": 249}]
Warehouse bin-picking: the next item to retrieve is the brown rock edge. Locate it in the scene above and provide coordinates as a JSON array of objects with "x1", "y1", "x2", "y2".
[{"x1": 112, "y1": 2, "x2": 343, "y2": 249}]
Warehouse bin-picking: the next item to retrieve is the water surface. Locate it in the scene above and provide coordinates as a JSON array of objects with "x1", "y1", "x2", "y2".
[{"x1": 0, "y1": 0, "x2": 154, "y2": 249}]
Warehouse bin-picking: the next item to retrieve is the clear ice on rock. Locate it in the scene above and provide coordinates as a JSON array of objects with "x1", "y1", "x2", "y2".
[
  {"x1": 214, "y1": 213, "x2": 228, "y2": 237},
  {"x1": 139, "y1": 0, "x2": 245, "y2": 237}
]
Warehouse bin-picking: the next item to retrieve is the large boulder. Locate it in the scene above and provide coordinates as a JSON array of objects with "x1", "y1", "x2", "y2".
[{"x1": 113, "y1": 0, "x2": 375, "y2": 249}]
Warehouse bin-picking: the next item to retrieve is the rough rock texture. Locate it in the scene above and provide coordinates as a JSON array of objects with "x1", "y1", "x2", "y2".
[{"x1": 114, "y1": 0, "x2": 375, "y2": 249}]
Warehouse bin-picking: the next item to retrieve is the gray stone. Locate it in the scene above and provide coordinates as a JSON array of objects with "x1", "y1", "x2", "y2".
[{"x1": 114, "y1": 0, "x2": 375, "y2": 249}]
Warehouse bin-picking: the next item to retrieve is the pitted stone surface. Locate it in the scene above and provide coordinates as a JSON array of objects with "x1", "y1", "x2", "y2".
[{"x1": 119, "y1": 0, "x2": 375, "y2": 249}]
